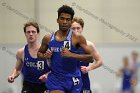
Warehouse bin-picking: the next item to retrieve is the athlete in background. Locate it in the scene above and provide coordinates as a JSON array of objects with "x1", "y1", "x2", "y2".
[
  {"x1": 71, "y1": 17, "x2": 102, "y2": 93},
  {"x1": 117, "y1": 57, "x2": 136, "y2": 93},
  {"x1": 131, "y1": 51, "x2": 140, "y2": 93},
  {"x1": 8, "y1": 22, "x2": 50, "y2": 93}
]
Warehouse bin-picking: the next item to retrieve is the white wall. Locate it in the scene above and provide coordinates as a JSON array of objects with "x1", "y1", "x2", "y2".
[
  {"x1": 0, "y1": 0, "x2": 140, "y2": 44},
  {"x1": 37, "y1": 0, "x2": 140, "y2": 43},
  {"x1": 0, "y1": 0, "x2": 35, "y2": 44},
  {"x1": 0, "y1": 44, "x2": 23, "y2": 93}
]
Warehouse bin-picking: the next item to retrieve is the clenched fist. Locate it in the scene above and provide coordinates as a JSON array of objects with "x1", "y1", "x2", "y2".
[
  {"x1": 81, "y1": 66, "x2": 90, "y2": 74},
  {"x1": 8, "y1": 75, "x2": 15, "y2": 83},
  {"x1": 61, "y1": 47, "x2": 72, "y2": 57}
]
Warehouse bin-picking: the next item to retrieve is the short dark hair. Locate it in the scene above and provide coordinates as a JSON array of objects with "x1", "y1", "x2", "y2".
[
  {"x1": 57, "y1": 5, "x2": 75, "y2": 19},
  {"x1": 24, "y1": 21, "x2": 40, "y2": 33},
  {"x1": 72, "y1": 17, "x2": 84, "y2": 28}
]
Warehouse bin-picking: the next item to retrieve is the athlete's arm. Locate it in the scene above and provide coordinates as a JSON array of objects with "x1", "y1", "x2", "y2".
[
  {"x1": 130, "y1": 67, "x2": 137, "y2": 86},
  {"x1": 8, "y1": 48, "x2": 24, "y2": 83},
  {"x1": 81, "y1": 41, "x2": 103, "y2": 73},
  {"x1": 37, "y1": 33, "x2": 52, "y2": 59},
  {"x1": 75, "y1": 34, "x2": 94, "y2": 62},
  {"x1": 62, "y1": 33, "x2": 93, "y2": 62},
  {"x1": 39, "y1": 71, "x2": 51, "y2": 82},
  {"x1": 116, "y1": 68, "x2": 123, "y2": 77}
]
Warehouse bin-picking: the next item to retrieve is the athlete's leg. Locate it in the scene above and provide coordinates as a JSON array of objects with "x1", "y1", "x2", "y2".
[{"x1": 50, "y1": 90, "x2": 65, "y2": 93}]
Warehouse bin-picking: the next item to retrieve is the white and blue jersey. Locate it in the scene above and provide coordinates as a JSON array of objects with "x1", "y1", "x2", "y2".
[
  {"x1": 22, "y1": 44, "x2": 50, "y2": 84},
  {"x1": 46, "y1": 30, "x2": 83, "y2": 93}
]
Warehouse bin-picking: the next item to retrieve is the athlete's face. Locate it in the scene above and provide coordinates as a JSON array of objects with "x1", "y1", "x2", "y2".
[
  {"x1": 57, "y1": 13, "x2": 72, "y2": 32},
  {"x1": 132, "y1": 54, "x2": 138, "y2": 62},
  {"x1": 71, "y1": 22, "x2": 83, "y2": 34},
  {"x1": 24, "y1": 26, "x2": 39, "y2": 43},
  {"x1": 123, "y1": 57, "x2": 129, "y2": 67}
]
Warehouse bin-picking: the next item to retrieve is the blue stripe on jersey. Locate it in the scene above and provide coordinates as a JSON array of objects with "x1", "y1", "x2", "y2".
[
  {"x1": 22, "y1": 44, "x2": 50, "y2": 84},
  {"x1": 48, "y1": 30, "x2": 81, "y2": 77}
]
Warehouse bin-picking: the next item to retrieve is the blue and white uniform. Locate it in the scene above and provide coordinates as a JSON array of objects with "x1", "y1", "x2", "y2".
[
  {"x1": 21, "y1": 44, "x2": 50, "y2": 93},
  {"x1": 46, "y1": 30, "x2": 83, "y2": 93},
  {"x1": 22, "y1": 44, "x2": 50, "y2": 84},
  {"x1": 122, "y1": 68, "x2": 133, "y2": 92}
]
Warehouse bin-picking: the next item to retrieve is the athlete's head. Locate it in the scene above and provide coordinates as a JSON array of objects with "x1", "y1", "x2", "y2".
[
  {"x1": 131, "y1": 51, "x2": 139, "y2": 62},
  {"x1": 57, "y1": 5, "x2": 75, "y2": 32},
  {"x1": 122, "y1": 56, "x2": 129, "y2": 67},
  {"x1": 71, "y1": 17, "x2": 84, "y2": 34},
  {"x1": 24, "y1": 21, "x2": 39, "y2": 43}
]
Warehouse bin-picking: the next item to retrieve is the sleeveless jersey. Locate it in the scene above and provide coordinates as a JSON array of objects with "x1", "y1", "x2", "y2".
[
  {"x1": 22, "y1": 44, "x2": 50, "y2": 84},
  {"x1": 122, "y1": 68, "x2": 133, "y2": 90},
  {"x1": 48, "y1": 30, "x2": 81, "y2": 77}
]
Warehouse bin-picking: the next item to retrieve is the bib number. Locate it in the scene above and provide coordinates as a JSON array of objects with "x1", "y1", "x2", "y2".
[
  {"x1": 64, "y1": 41, "x2": 71, "y2": 50},
  {"x1": 37, "y1": 61, "x2": 44, "y2": 70}
]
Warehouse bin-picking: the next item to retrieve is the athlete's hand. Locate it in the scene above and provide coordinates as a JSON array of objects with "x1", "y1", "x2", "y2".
[
  {"x1": 44, "y1": 49, "x2": 52, "y2": 59},
  {"x1": 39, "y1": 73, "x2": 48, "y2": 82},
  {"x1": 81, "y1": 66, "x2": 90, "y2": 74},
  {"x1": 61, "y1": 47, "x2": 72, "y2": 57},
  {"x1": 8, "y1": 75, "x2": 15, "y2": 83},
  {"x1": 130, "y1": 79, "x2": 137, "y2": 87}
]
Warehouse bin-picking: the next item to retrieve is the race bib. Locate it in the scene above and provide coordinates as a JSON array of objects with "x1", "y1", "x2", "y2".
[
  {"x1": 37, "y1": 61, "x2": 44, "y2": 70},
  {"x1": 64, "y1": 41, "x2": 71, "y2": 50}
]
